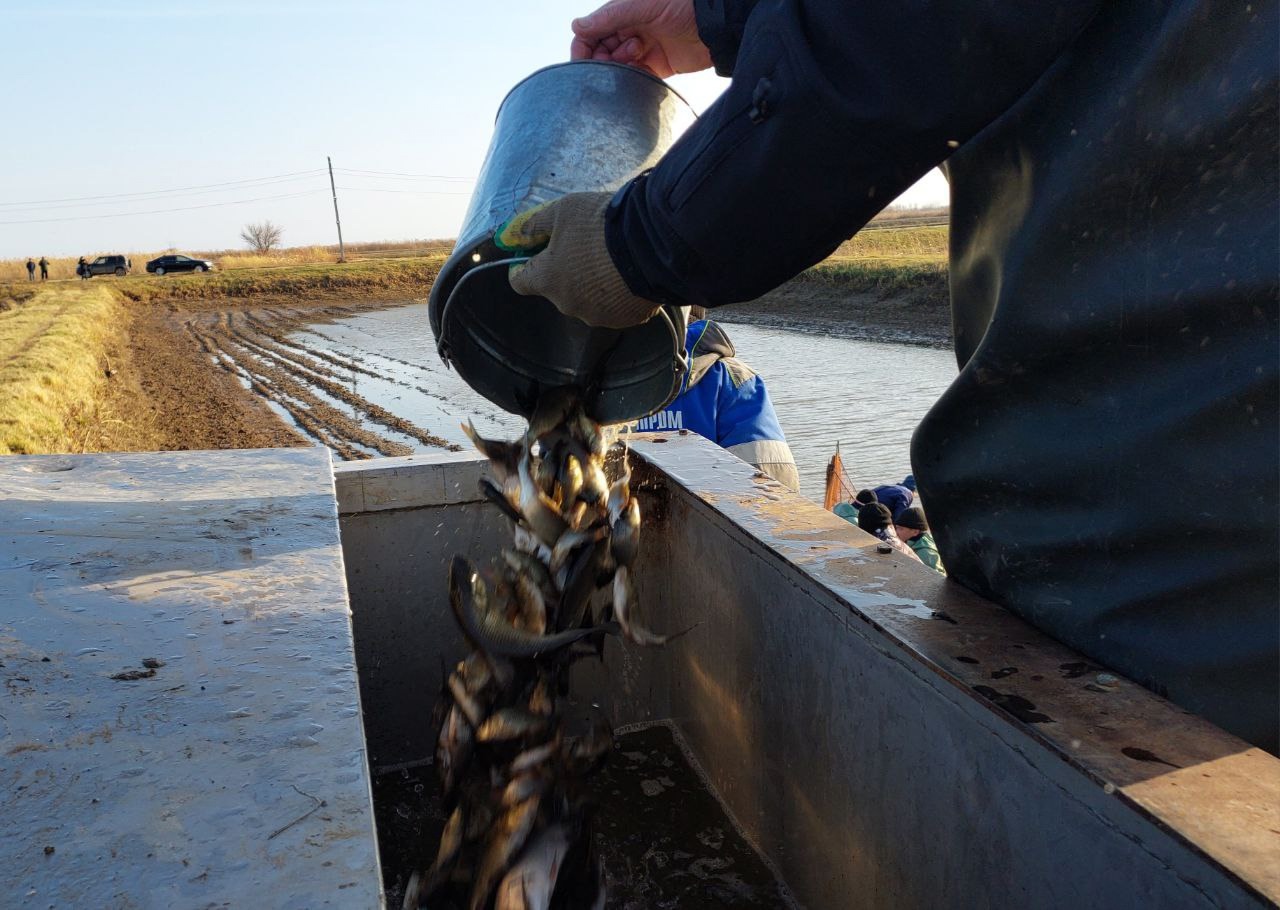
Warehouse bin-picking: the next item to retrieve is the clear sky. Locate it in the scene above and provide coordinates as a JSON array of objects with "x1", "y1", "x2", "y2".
[{"x1": 0, "y1": 0, "x2": 949, "y2": 259}]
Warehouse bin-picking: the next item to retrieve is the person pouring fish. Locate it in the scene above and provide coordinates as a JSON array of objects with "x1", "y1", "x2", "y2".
[{"x1": 484, "y1": 0, "x2": 1278, "y2": 753}]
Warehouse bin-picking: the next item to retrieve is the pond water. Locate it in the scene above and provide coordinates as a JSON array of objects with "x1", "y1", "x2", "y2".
[{"x1": 289, "y1": 303, "x2": 959, "y2": 503}]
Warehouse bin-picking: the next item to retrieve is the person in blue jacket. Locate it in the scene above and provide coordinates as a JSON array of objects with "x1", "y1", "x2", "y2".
[{"x1": 632, "y1": 312, "x2": 799, "y2": 491}]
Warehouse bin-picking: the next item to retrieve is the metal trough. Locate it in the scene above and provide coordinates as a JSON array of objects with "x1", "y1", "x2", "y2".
[
  {"x1": 3, "y1": 440, "x2": 1278, "y2": 908},
  {"x1": 334, "y1": 435, "x2": 1280, "y2": 909}
]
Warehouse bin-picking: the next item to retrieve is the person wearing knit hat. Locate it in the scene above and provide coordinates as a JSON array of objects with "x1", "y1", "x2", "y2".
[
  {"x1": 895, "y1": 506, "x2": 945, "y2": 575},
  {"x1": 855, "y1": 502, "x2": 922, "y2": 564}
]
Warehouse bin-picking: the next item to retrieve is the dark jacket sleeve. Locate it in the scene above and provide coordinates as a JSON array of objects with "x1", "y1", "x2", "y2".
[
  {"x1": 694, "y1": 0, "x2": 764, "y2": 76},
  {"x1": 606, "y1": 0, "x2": 1102, "y2": 308}
]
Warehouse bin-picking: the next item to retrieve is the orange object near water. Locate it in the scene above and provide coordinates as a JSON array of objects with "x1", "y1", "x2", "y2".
[{"x1": 823, "y1": 443, "x2": 857, "y2": 511}]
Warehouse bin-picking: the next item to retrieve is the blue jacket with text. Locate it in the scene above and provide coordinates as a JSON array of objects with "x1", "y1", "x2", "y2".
[{"x1": 632, "y1": 320, "x2": 799, "y2": 491}]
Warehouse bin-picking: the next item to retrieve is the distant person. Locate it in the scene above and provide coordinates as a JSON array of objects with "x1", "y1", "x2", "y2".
[
  {"x1": 76, "y1": 257, "x2": 88, "y2": 280},
  {"x1": 833, "y1": 479, "x2": 915, "y2": 524},
  {"x1": 894, "y1": 506, "x2": 945, "y2": 575},
  {"x1": 38, "y1": 257, "x2": 49, "y2": 281},
  {"x1": 25, "y1": 258, "x2": 35, "y2": 281},
  {"x1": 857, "y1": 502, "x2": 922, "y2": 563},
  {"x1": 630, "y1": 311, "x2": 799, "y2": 491},
  {"x1": 872, "y1": 481, "x2": 915, "y2": 519},
  {"x1": 833, "y1": 487, "x2": 876, "y2": 525}
]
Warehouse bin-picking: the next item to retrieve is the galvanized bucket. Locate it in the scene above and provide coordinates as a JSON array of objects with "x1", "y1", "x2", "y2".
[{"x1": 428, "y1": 61, "x2": 696, "y2": 424}]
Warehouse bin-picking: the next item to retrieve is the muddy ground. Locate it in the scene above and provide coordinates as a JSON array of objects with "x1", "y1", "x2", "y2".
[
  {"x1": 104, "y1": 281, "x2": 951, "y2": 456},
  {"x1": 719, "y1": 281, "x2": 952, "y2": 348},
  {"x1": 110, "y1": 295, "x2": 463, "y2": 458}
]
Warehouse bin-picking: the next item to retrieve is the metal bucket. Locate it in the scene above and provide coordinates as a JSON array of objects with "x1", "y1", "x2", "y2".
[{"x1": 428, "y1": 61, "x2": 697, "y2": 424}]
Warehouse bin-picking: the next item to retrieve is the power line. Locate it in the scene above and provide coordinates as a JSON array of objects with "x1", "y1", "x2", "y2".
[
  {"x1": 336, "y1": 186, "x2": 473, "y2": 196},
  {"x1": 0, "y1": 174, "x2": 327, "y2": 213},
  {"x1": 0, "y1": 169, "x2": 327, "y2": 208},
  {"x1": 335, "y1": 168, "x2": 475, "y2": 182},
  {"x1": 0, "y1": 190, "x2": 328, "y2": 226}
]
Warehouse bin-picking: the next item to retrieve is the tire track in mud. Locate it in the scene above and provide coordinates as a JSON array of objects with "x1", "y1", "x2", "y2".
[
  {"x1": 185, "y1": 321, "x2": 387, "y2": 460},
  {"x1": 249, "y1": 312, "x2": 456, "y2": 405},
  {"x1": 215, "y1": 320, "x2": 458, "y2": 451},
  {"x1": 183, "y1": 305, "x2": 462, "y2": 460}
]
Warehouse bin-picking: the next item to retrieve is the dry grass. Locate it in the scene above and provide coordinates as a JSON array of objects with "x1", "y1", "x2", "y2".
[
  {"x1": 106, "y1": 255, "x2": 445, "y2": 305},
  {"x1": 0, "y1": 284, "x2": 123, "y2": 454},
  {"x1": 0, "y1": 238, "x2": 456, "y2": 282},
  {"x1": 801, "y1": 221, "x2": 949, "y2": 298}
]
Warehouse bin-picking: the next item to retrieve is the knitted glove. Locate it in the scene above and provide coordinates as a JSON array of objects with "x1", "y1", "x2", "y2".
[{"x1": 495, "y1": 192, "x2": 661, "y2": 329}]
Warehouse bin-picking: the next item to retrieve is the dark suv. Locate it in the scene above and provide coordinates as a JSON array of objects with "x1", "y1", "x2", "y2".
[
  {"x1": 83, "y1": 255, "x2": 131, "y2": 277},
  {"x1": 146, "y1": 254, "x2": 214, "y2": 276}
]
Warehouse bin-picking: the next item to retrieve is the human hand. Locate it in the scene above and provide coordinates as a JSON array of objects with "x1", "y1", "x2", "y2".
[
  {"x1": 569, "y1": 0, "x2": 711, "y2": 79},
  {"x1": 495, "y1": 193, "x2": 661, "y2": 330}
]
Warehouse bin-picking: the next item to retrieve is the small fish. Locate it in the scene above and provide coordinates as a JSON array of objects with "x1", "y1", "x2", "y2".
[
  {"x1": 612, "y1": 566, "x2": 669, "y2": 646},
  {"x1": 559, "y1": 454, "x2": 584, "y2": 506},
  {"x1": 610, "y1": 497, "x2": 640, "y2": 569},
  {"x1": 549, "y1": 522, "x2": 608, "y2": 576},
  {"x1": 509, "y1": 570, "x2": 548, "y2": 634},
  {"x1": 400, "y1": 871, "x2": 424, "y2": 910},
  {"x1": 527, "y1": 678, "x2": 554, "y2": 717},
  {"x1": 571, "y1": 407, "x2": 606, "y2": 457},
  {"x1": 447, "y1": 671, "x2": 486, "y2": 729},
  {"x1": 462, "y1": 420, "x2": 521, "y2": 483},
  {"x1": 606, "y1": 449, "x2": 631, "y2": 524},
  {"x1": 459, "y1": 651, "x2": 494, "y2": 695},
  {"x1": 451, "y1": 556, "x2": 618, "y2": 658},
  {"x1": 517, "y1": 452, "x2": 568, "y2": 547},
  {"x1": 526, "y1": 386, "x2": 578, "y2": 444},
  {"x1": 476, "y1": 706, "x2": 548, "y2": 743},
  {"x1": 509, "y1": 737, "x2": 560, "y2": 775},
  {"x1": 480, "y1": 477, "x2": 527, "y2": 528},
  {"x1": 512, "y1": 525, "x2": 552, "y2": 564},
  {"x1": 502, "y1": 549, "x2": 553, "y2": 593},
  {"x1": 557, "y1": 539, "x2": 611, "y2": 635},
  {"x1": 579, "y1": 457, "x2": 608, "y2": 505},
  {"x1": 494, "y1": 823, "x2": 570, "y2": 910},
  {"x1": 500, "y1": 769, "x2": 549, "y2": 808},
  {"x1": 533, "y1": 450, "x2": 560, "y2": 499},
  {"x1": 436, "y1": 703, "x2": 472, "y2": 794},
  {"x1": 410, "y1": 804, "x2": 465, "y2": 905},
  {"x1": 470, "y1": 797, "x2": 541, "y2": 910}
]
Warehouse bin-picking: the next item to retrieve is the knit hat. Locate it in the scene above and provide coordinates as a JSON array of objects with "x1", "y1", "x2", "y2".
[
  {"x1": 895, "y1": 505, "x2": 929, "y2": 532},
  {"x1": 901, "y1": 474, "x2": 917, "y2": 492},
  {"x1": 854, "y1": 488, "x2": 878, "y2": 506},
  {"x1": 857, "y1": 502, "x2": 893, "y2": 533}
]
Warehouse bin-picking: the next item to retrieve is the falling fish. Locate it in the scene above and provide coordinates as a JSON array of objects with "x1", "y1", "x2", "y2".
[
  {"x1": 476, "y1": 707, "x2": 549, "y2": 743},
  {"x1": 493, "y1": 823, "x2": 570, "y2": 910},
  {"x1": 450, "y1": 556, "x2": 618, "y2": 659}
]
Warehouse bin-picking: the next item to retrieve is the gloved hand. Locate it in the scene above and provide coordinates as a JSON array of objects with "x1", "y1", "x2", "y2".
[{"x1": 495, "y1": 192, "x2": 661, "y2": 330}]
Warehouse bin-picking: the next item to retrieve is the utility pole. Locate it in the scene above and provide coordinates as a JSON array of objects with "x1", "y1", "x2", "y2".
[{"x1": 327, "y1": 156, "x2": 346, "y2": 262}]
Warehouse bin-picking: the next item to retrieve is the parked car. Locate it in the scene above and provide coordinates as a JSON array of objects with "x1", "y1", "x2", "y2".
[
  {"x1": 146, "y1": 254, "x2": 214, "y2": 276},
  {"x1": 83, "y1": 254, "x2": 131, "y2": 277}
]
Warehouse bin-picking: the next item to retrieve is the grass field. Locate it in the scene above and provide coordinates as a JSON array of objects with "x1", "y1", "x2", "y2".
[
  {"x1": 0, "y1": 284, "x2": 123, "y2": 454},
  {"x1": 0, "y1": 239, "x2": 455, "y2": 283},
  {"x1": 800, "y1": 221, "x2": 948, "y2": 298}
]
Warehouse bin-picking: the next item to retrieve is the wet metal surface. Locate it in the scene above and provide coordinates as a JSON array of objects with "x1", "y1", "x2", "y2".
[
  {"x1": 335, "y1": 445, "x2": 1280, "y2": 909},
  {"x1": 0, "y1": 448, "x2": 380, "y2": 909}
]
